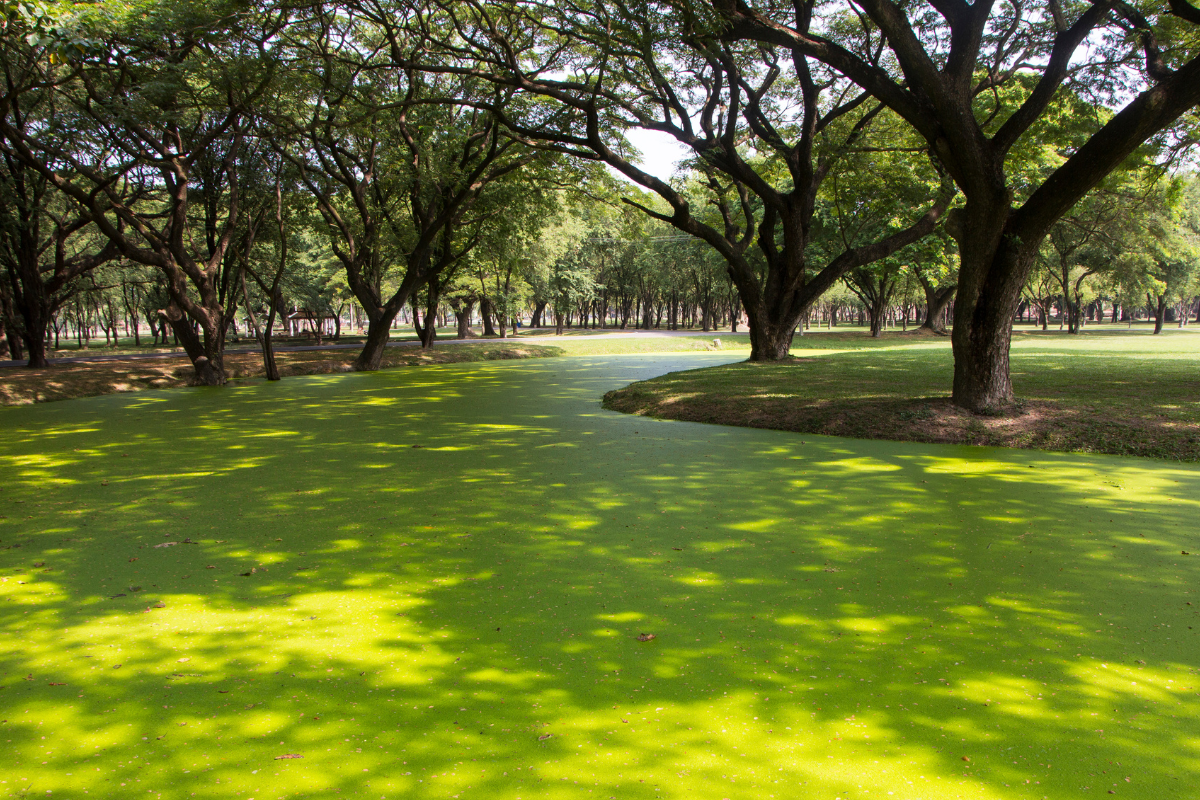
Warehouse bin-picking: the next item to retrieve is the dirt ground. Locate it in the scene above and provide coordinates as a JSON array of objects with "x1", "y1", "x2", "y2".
[{"x1": 0, "y1": 343, "x2": 559, "y2": 406}]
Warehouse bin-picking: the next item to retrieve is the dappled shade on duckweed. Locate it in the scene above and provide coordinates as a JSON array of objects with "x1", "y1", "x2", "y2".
[{"x1": 1, "y1": 352, "x2": 1197, "y2": 799}]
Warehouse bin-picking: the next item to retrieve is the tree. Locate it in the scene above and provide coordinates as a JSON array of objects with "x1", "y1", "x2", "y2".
[
  {"x1": 270, "y1": 4, "x2": 553, "y2": 368},
  {"x1": 723, "y1": 0, "x2": 1200, "y2": 409},
  {"x1": 1108, "y1": 174, "x2": 1200, "y2": 332},
  {"x1": 1037, "y1": 171, "x2": 1156, "y2": 333},
  {"x1": 0, "y1": 13, "x2": 119, "y2": 366},
  {"x1": 0, "y1": 0, "x2": 282, "y2": 383},
  {"x1": 396, "y1": 0, "x2": 952, "y2": 359}
]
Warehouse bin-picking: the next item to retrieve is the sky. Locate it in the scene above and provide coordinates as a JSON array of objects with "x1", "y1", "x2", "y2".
[{"x1": 617, "y1": 128, "x2": 692, "y2": 184}]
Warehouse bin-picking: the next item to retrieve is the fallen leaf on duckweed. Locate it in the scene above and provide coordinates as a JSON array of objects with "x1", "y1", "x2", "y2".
[
  {"x1": 275, "y1": 754, "x2": 303, "y2": 760},
  {"x1": 636, "y1": 633, "x2": 656, "y2": 642},
  {"x1": 538, "y1": 734, "x2": 552, "y2": 741}
]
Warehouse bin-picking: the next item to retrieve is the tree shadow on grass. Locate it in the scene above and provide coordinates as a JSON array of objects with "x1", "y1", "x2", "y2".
[{"x1": 1, "y1": 353, "x2": 1198, "y2": 799}]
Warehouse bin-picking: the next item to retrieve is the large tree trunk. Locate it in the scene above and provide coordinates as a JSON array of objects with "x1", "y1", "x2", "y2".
[
  {"x1": 480, "y1": 296, "x2": 498, "y2": 336},
  {"x1": 917, "y1": 276, "x2": 956, "y2": 333},
  {"x1": 20, "y1": 299, "x2": 51, "y2": 368},
  {"x1": 453, "y1": 297, "x2": 476, "y2": 338},
  {"x1": 353, "y1": 309, "x2": 398, "y2": 371},
  {"x1": 1153, "y1": 294, "x2": 1166, "y2": 334},
  {"x1": 162, "y1": 305, "x2": 224, "y2": 386},
  {"x1": 868, "y1": 295, "x2": 886, "y2": 337},
  {"x1": 746, "y1": 318, "x2": 796, "y2": 360},
  {"x1": 949, "y1": 203, "x2": 1028, "y2": 411}
]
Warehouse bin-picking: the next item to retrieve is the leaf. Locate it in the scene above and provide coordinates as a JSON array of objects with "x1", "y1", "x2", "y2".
[
  {"x1": 538, "y1": 734, "x2": 552, "y2": 741},
  {"x1": 275, "y1": 754, "x2": 303, "y2": 760},
  {"x1": 636, "y1": 633, "x2": 656, "y2": 642},
  {"x1": 154, "y1": 542, "x2": 178, "y2": 549}
]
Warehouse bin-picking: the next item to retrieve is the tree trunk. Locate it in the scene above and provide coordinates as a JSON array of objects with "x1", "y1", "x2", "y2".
[
  {"x1": 948, "y1": 199, "x2": 1032, "y2": 411},
  {"x1": 420, "y1": 281, "x2": 439, "y2": 349},
  {"x1": 354, "y1": 310, "x2": 398, "y2": 371},
  {"x1": 747, "y1": 321, "x2": 794, "y2": 360},
  {"x1": 480, "y1": 296, "x2": 498, "y2": 336},
  {"x1": 868, "y1": 295, "x2": 886, "y2": 337},
  {"x1": 162, "y1": 305, "x2": 224, "y2": 385},
  {"x1": 261, "y1": 290, "x2": 282, "y2": 381},
  {"x1": 454, "y1": 298, "x2": 476, "y2": 338},
  {"x1": 21, "y1": 310, "x2": 49, "y2": 368},
  {"x1": 1153, "y1": 294, "x2": 1166, "y2": 334},
  {"x1": 918, "y1": 278, "x2": 956, "y2": 334}
]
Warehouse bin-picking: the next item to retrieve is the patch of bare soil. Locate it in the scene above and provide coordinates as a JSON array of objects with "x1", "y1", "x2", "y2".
[
  {"x1": 603, "y1": 388, "x2": 1200, "y2": 461},
  {"x1": 0, "y1": 344, "x2": 559, "y2": 406}
]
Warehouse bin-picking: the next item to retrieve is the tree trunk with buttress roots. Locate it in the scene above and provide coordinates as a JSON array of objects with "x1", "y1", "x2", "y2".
[
  {"x1": 161, "y1": 304, "x2": 224, "y2": 386},
  {"x1": 354, "y1": 307, "x2": 400, "y2": 371},
  {"x1": 917, "y1": 273, "x2": 956, "y2": 333},
  {"x1": 949, "y1": 202, "x2": 1029, "y2": 411}
]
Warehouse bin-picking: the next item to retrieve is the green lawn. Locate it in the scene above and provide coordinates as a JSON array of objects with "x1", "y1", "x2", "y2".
[
  {"x1": 1, "y1": 351, "x2": 1198, "y2": 800},
  {"x1": 603, "y1": 326, "x2": 1200, "y2": 460}
]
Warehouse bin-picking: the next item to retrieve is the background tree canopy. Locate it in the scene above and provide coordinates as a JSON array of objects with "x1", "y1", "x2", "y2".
[{"x1": 1, "y1": 0, "x2": 1197, "y2": 407}]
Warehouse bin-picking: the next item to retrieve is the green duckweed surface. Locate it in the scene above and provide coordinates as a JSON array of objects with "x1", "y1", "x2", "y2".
[{"x1": 1, "y1": 352, "x2": 1197, "y2": 799}]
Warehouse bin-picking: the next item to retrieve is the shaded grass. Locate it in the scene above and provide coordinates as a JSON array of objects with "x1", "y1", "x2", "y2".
[
  {"x1": 0, "y1": 342, "x2": 562, "y2": 406},
  {"x1": 1, "y1": 353, "x2": 1198, "y2": 799},
  {"x1": 603, "y1": 326, "x2": 1200, "y2": 461}
]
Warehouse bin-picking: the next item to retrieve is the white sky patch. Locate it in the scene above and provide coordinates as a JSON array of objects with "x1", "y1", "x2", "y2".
[{"x1": 608, "y1": 128, "x2": 692, "y2": 184}]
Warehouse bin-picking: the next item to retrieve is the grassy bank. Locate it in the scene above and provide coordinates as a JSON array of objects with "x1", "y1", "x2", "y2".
[{"x1": 603, "y1": 327, "x2": 1200, "y2": 461}]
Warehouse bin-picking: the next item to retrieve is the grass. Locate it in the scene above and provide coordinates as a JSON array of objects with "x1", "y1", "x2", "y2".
[
  {"x1": 0, "y1": 342, "x2": 561, "y2": 406},
  {"x1": 1, "y1": 352, "x2": 1198, "y2": 799},
  {"x1": 603, "y1": 325, "x2": 1200, "y2": 461}
]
